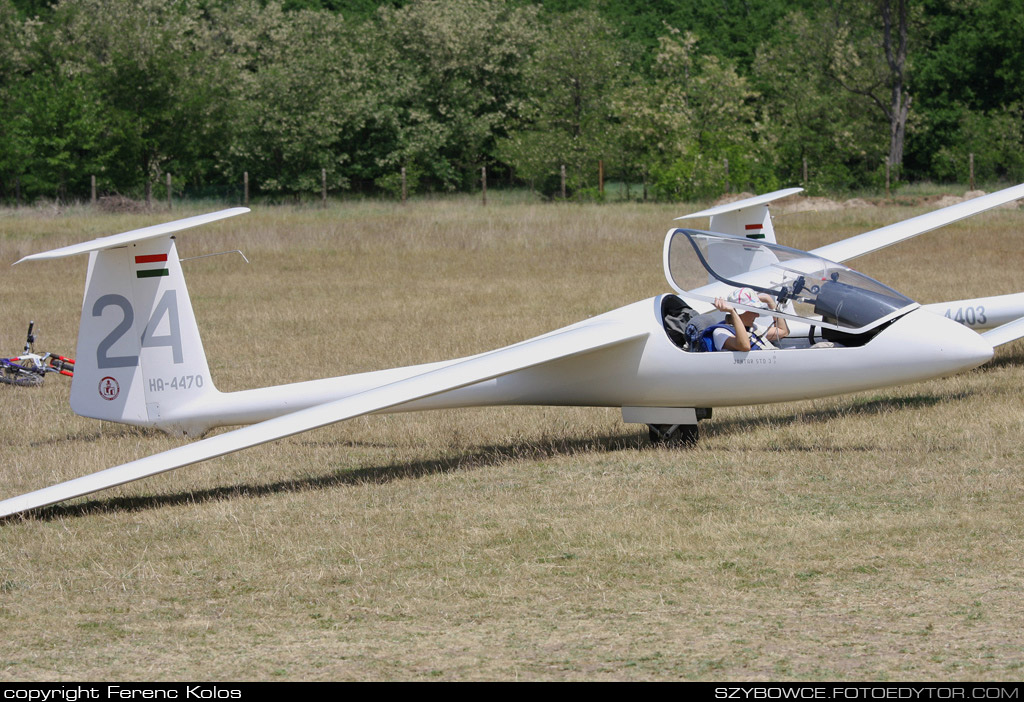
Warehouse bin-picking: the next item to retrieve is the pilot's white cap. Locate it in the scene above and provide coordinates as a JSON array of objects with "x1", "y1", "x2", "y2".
[{"x1": 728, "y1": 287, "x2": 768, "y2": 310}]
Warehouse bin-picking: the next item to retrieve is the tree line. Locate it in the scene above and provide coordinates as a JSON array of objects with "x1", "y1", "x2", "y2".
[{"x1": 1, "y1": 0, "x2": 1022, "y2": 204}]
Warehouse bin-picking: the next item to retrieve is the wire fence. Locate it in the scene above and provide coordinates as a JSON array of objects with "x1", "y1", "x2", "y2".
[{"x1": 1, "y1": 151, "x2": 1004, "y2": 210}]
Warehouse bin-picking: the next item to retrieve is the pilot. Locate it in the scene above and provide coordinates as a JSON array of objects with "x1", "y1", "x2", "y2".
[{"x1": 711, "y1": 287, "x2": 790, "y2": 352}]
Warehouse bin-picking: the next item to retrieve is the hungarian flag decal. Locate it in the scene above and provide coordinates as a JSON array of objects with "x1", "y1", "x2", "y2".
[
  {"x1": 135, "y1": 254, "x2": 169, "y2": 278},
  {"x1": 744, "y1": 223, "x2": 766, "y2": 240}
]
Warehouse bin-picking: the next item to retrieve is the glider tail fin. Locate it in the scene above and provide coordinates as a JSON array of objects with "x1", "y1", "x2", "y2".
[
  {"x1": 674, "y1": 187, "x2": 804, "y2": 245},
  {"x1": 674, "y1": 188, "x2": 803, "y2": 282},
  {"x1": 16, "y1": 208, "x2": 248, "y2": 436},
  {"x1": 70, "y1": 236, "x2": 216, "y2": 435}
]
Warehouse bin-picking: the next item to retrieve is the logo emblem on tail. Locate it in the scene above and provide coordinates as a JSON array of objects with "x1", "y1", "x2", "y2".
[{"x1": 99, "y1": 376, "x2": 120, "y2": 400}]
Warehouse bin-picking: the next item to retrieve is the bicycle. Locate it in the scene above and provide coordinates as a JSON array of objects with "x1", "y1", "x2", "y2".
[{"x1": 1, "y1": 321, "x2": 75, "y2": 387}]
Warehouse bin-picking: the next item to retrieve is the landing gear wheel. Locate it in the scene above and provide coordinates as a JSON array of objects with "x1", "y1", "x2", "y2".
[{"x1": 647, "y1": 423, "x2": 698, "y2": 447}]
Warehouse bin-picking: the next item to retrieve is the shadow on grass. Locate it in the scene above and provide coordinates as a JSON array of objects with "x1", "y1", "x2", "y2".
[
  {"x1": 6, "y1": 430, "x2": 646, "y2": 522},
  {"x1": 986, "y1": 346, "x2": 1024, "y2": 370},
  {"x1": 4, "y1": 390, "x2": 976, "y2": 522},
  {"x1": 706, "y1": 390, "x2": 971, "y2": 440},
  {"x1": 698, "y1": 391, "x2": 976, "y2": 456},
  {"x1": 26, "y1": 424, "x2": 165, "y2": 448}
]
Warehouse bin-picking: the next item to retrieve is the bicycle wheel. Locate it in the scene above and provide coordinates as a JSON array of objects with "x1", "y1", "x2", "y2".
[{"x1": 0, "y1": 362, "x2": 44, "y2": 387}]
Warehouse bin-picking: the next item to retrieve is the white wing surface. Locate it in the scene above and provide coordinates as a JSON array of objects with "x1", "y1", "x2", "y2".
[
  {"x1": 15, "y1": 208, "x2": 250, "y2": 263},
  {"x1": 982, "y1": 317, "x2": 1024, "y2": 348},
  {"x1": 810, "y1": 184, "x2": 1024, "y2": 264},
  {"x1": 0, "y1": 321, "x2": 647, "y2": 518}
]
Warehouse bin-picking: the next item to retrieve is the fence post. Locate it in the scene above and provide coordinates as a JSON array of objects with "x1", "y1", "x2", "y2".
[
  {"x1": 166, "y1": 173, "x2": 172, "y2": 210},
  {"x1": 91, "y1": 175, "x2": 97, "y2": 204},
  {"x1": 969, "y1": 153, "x2": 975, "y2": 190},
  {"x1": 885, "y1": 157, "x2": 891, "y2": 198},
  {"x1": 560, "y1": 165, "x2": 566, "y2": 200},
  {"x1": 244, "y1": 172, "x2": 249, "y2": 207},
  {"x1": 802, "y1": 157, "x2": 808, "y2": 186},
  {"x1": 321, "y1": 168, "x2": 327, "y2": 208},
  {"x1": 401, "y1": 167, "x2": 407, "y2": 204},
  {"x1": 481, "y1": 166, "x2": 487, "y2": 206},
  {"x1": 598, "y1": 160, "x2": 604, "y2": 195}
]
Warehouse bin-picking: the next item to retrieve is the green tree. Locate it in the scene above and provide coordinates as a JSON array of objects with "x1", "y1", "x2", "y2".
[
  {"x1": 217, "y1": 1, "x2": 373, "y2": 196},
  {"x1": 530, "y1": 0, "x2": 801, "y2": 71},
  {"x1": 930, "y1": 103, "x2": 1024, "y2": 184},
  {"x1": 57, "y1": 0, "x2": 233, "y2": 198},
  {"x1": 753, "y1": 10, "x2": 883, "y2": 192},
  {"x1": 791, "y1": 0, "x2": 916, "y2": 181},
  {"x1": 826, "y1": 1, "x2": 912, "y2": 176},
  {"x1": 0, "y1": 0, "x2": 29, "y2": 200},
  {"x1": 370, "y1": 0, "x2": 541, "y2": 192},
  {"x1": 618, "y1": 28, "x2": 774, "y2": 200},
  {"x1": 908, "y1": 0, "x2": 1024, "y2": 180},
  {"x1": 0, "y1": 1, "x2": 109, "y2": 201},
  {"x1": 496, "y1": 9, "x2": 624, "y2": 197}
]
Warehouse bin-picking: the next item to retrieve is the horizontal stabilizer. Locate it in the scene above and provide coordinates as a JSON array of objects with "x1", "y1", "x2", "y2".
[
  {"x1": 811, "y1": 184, "x2": 1024, "y2": 264},
  {"x1": 15, "y1": 208, "x2": 249, "y2": 263},
  {"x1": 675, "y1": 188, "x2": 803, "y2": 251},
  {"x1": 0, "y1": 321, "x2": 647, "y2": 518},
  {"x1": 674, "y1": 188, "x2": 803, "y2": 221},
  {"x1": 982, "y1": 316, "x2": 1024, "y2": 348}
]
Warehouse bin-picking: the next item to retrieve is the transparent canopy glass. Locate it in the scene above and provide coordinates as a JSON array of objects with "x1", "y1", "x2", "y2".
[{"x1": 665, "y1": 229, "x2": 918, "y2": 334}]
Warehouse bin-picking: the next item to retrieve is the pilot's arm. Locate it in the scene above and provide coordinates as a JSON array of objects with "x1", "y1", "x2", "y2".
[
  {"x1": 760, "y1": 294, "x2": 790, "y2": 342},
  {"x1": 713, "y1": 298, "x2": 752, "y2": 352}
]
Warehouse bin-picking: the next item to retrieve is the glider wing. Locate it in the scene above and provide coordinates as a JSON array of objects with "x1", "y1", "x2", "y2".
[
  {"x1": 0, "y1": 320, "x2": 647, "y2": 518},
  {"x1": 982, "y1": 316, "x2": 1024, "y2": 348},
  {"x1": 810, "y1": 184, "x2": 1024, "y2": 264}
]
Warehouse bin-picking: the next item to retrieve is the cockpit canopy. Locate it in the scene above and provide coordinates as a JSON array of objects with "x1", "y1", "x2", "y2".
[{"x1": 664, "y1": 229, "x2": 918, "y2": 335}]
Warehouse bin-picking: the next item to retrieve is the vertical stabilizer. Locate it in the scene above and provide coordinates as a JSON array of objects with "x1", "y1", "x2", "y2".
[
  {"x1": 71, "y1": 236, "x2": 217, "y2": 436},
  {"x1": 709, "y1": 207, "x2": 778, "y2": 243},
  {"x1": 15, "y1": 208, "x2": 247, "y2": 436},
  {"x1": 674, "y1": 188, "x2": 802, "y2": 243},
  {"x1": 674, "y1": 188, "x2": 802, "y2": 282}
]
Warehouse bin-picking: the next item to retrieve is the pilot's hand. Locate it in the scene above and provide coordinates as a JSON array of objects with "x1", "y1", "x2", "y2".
[
  {"x1": 758, "y1": 293, "x2": 777, "y2": 311},
  {"x1": 713, "y1": 298, "x2": 733, "y2": 313}
]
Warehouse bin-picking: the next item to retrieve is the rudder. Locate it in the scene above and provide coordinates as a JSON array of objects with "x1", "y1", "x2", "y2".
[
  {"x1": 15, "y1": 208, "x2": 247, "y2": 436},
  {"x1": 71, "y1": 235, "x2": 217, "y2": 436}
]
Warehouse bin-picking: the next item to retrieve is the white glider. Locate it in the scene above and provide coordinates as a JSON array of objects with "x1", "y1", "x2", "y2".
[{"x1": 2, "y1": 186, "x2": 1023, "y2": 519}]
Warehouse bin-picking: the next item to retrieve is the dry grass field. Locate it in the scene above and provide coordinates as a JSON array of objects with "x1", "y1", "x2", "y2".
[{"x1": 1, "y1": 194, "x2": 1022, "y2": 681}]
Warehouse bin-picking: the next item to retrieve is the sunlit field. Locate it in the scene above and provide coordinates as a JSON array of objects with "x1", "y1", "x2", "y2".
[{"x1": 1, "y1": 194, "x2": 1022, "y2": 681}]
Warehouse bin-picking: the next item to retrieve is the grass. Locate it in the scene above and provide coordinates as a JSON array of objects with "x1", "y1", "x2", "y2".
[{"x1": 0, "y1": 197, "x2": 1023, "y2": 681}]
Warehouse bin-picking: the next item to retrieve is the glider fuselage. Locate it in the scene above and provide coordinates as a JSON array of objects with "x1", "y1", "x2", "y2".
[{"x1": 165, "y1": 296, "x2": 993, "y2": 436}]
